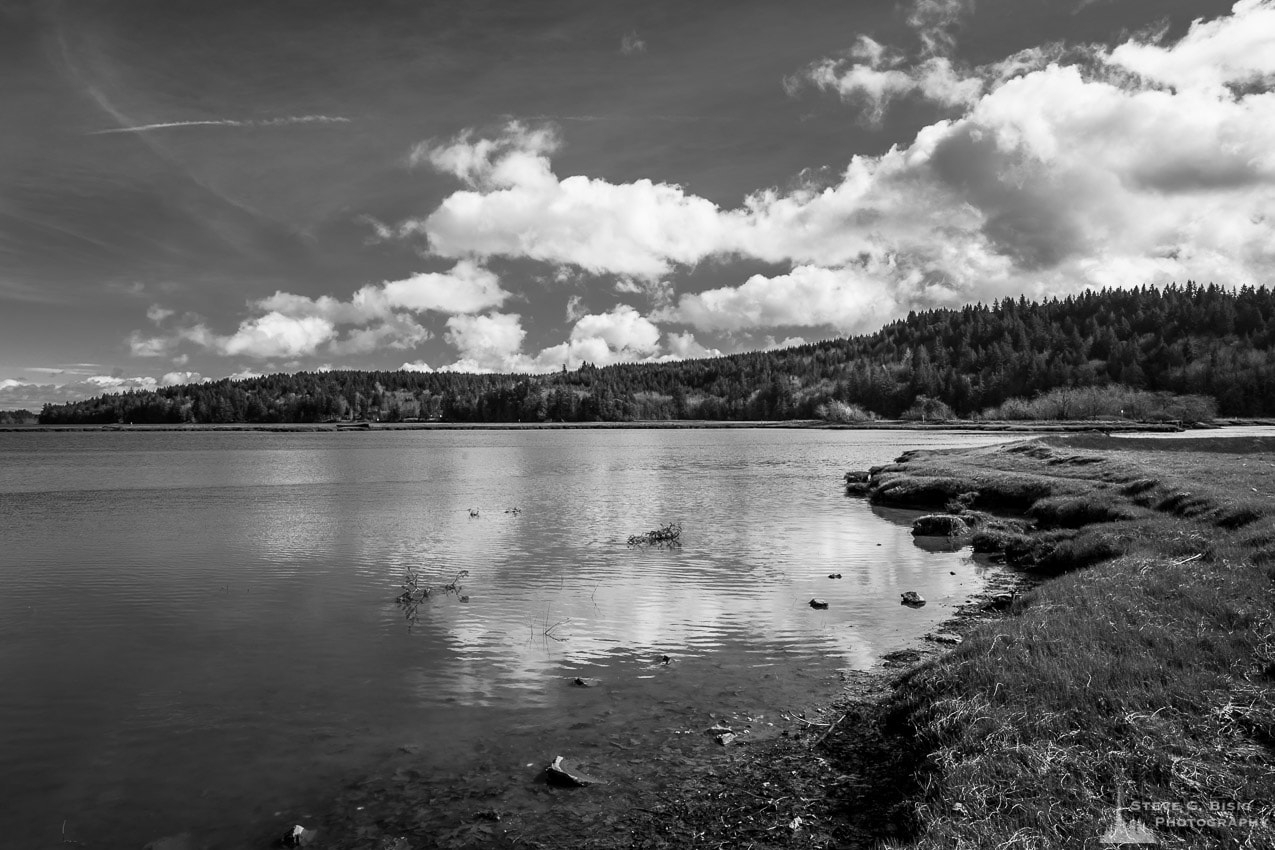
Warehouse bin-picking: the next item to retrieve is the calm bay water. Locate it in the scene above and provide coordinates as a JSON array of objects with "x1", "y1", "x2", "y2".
[{"x1": 0, "y1": 428, "x2": 1014, "y2": 848}]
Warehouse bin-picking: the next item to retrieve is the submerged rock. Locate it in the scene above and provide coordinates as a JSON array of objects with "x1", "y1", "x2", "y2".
[
  {"x1": 280, "y1": 825, "x2": 318, "y2": 847},
  {"x1": 543, "y1": 755, "x2": 604, "y2": 787},
  {"x1": 900, "y1": 591, "x2": 926, "y2": 607},
  {"x1": 570, "y1": 676, "x2": 600, "y2": 687},
  {"x1": 809, "y1": 598, "x2": 829, "y2": 609},
  {"x1": 912, "y1": 514, "x2": 971, "y2": 537}
]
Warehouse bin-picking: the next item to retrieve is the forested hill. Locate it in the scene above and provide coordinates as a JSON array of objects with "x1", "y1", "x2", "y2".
[{"x1": 37, "y1": 282, "x2": 1275, "y2": 424}]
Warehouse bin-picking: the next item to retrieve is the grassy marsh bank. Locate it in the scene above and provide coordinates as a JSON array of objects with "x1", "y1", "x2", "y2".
[{"x1": 851, "y1": 436, "x2": 1275, "y2": 849}]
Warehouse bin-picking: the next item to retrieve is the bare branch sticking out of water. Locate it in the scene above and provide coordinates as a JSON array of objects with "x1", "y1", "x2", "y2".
[
  {"x1": 396, "y1": 567, "x2": 430, "y2": 605},
  {"x1": 627, "y1": 523, "x2": 682, "y2": 547},
  {"x1": 394, "y1": 567, "x2": 471, "y2": 631},
  {"x1": 543, "y1": 618, "x2": 570, "y2": 642}
]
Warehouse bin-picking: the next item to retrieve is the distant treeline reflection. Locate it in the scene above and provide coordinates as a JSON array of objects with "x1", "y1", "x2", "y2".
[{"x1": 35, "y1": 283, "x2": 1275, "y2": 425}]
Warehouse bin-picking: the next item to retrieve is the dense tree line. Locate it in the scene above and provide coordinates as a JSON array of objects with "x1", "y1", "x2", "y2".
[
  {"x1": 37, "y1": 282, "x2": 1275, "y2": 425},
  {"x1": 0, "y1": 409, "x2": 37, "y2": 425}
]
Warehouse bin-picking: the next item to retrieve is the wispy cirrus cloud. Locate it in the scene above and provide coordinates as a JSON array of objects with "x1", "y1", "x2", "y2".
[
  {"x1": 907, "y1": 0, "x2": 975, "y2": 57},
  {"x1": 88, "y1": 114, "x2": 352, "y2": 135}
]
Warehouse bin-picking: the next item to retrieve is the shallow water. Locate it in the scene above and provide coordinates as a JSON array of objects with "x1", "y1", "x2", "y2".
[
  {"x1": 1110, "y1": 424, "x2": 1275, "y2": 440},
  {"x1": 0, "y1": 428, "x2": 1015, "y2": 848}
]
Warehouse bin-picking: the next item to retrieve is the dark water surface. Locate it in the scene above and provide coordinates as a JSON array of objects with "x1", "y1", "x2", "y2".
[{"x1": 0, "y1": 428, "x2": 1014, "y2": 848}]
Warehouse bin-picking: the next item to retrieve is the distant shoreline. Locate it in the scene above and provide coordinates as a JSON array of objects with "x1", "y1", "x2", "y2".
[{"x1": 0, "y1": 418, "x2": 1242, "y2": 434}]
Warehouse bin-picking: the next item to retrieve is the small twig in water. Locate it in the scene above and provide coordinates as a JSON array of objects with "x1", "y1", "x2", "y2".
[{"x1": 543, "y1": 618, "x2": 571, "y2": 641}]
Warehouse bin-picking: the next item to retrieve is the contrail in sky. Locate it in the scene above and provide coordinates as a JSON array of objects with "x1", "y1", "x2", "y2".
[{"x1": 88, "y1": 115, "x2": 351, "y2": 135}]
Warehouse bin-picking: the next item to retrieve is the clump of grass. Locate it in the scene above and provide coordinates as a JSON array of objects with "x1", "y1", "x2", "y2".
[
  {"x1": 1156, "y1": 490, "x2": 1215, "y2": 517},
  {"x1": 871, "y1": 476, "x2": 972, "y2": 509},
  {"x1": 972, "y1": 526, "x2": 1126, "y2": 574},
  {"x1": 627, "y1": 523, "x2": 682, "y2": 547},
  {"x1": 943, "y1": 491, "x2": 979, "y2": 514},
  {"x1": 1034, "y1": 529, "x2": 1128, "y2": 574},
  {"x1": 1119, "y1": 478, "x2": 1159, "y2": 496},
  {"x1": 1027, "y1": 494, "x2": 1143, "y2": 528},
  {"x1": 1214, "y1": 502, "x2": 1265, "y2": 530}
]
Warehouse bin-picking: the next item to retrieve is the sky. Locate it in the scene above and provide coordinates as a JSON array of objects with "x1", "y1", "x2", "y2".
[{"x1": 1, "y1": 0, "x2": 1268, "y2": 409}]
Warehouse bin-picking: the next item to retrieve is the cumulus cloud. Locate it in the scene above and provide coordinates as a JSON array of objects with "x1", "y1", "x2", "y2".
[
  {"x1": 530, "y1": 304, "x2": 663, "y2": 369},
  {"x1": 412, "y1": 121, "x2": 561, "y2": 186},
  {"x1": 212, "y1": 313, "x2": 338, "y2": 359},
  {"x1": 669, "y1": 265, "x2": 902, "y2": 334},
  {"x1": 441, "y1": 312, "x2": 528, "y2": 373},
  {"x1": 132, "y1": 261, "x2": 510, "y2": 361},
  {"x1": 253, "y1": 290, "x2": 387, "y2": 325},
  {"x1": 398, "y1": 1, "x2": 1275, "y2": 337},
  {"x1": 381, "y1": 260, "x2": 510, "y2": 314},
  {"x1": 1107, "y1": 0, "x2": 1275, "y2": 91},
  {"x1": 159, "y1": 371, "x2": 204, "y2": 386},
  {"x1": 798, "y1": 37, "x2": 984, "y2": 121},
  {"x1": 326, "y1": 316, "x2": 431, "y2": 355},
  {"x1": 409, "y1": 122, "x2": 729, "y2": 278},
  {"x1": 572, "y1": 304, "x2": 661, "y2": 353},
  {"x1": 399, "y1": 360, "x2": 434, "y2": 373},
  {"x1": 0, "y1": 374, "x2": 163, "y2": 410},
  {"x1": 253, "y1": 261, "x2": 505, "y2": 325},
  {"x1": 429, "y1": 305, "x2": 689, "y2": 373},
  {"x1": 661, "y1": 331, "x2": 723, "y2": 361}
]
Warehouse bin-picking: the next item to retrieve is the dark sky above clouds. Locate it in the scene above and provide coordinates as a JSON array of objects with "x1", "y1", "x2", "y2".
[{"x1": 0, "y1": 0, "x2": 1260, "y2": 407}]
